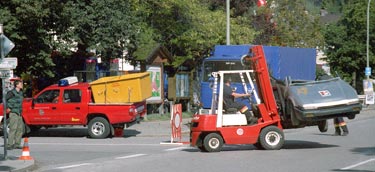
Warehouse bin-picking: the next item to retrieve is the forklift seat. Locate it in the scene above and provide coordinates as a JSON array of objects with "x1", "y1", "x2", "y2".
[{"x1": 223, "y1": 100, "x2": 238, "y2": 114}]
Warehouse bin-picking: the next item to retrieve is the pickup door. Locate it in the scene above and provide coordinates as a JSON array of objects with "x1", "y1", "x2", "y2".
[
  {"x1": 28, "y1": 89, "x2": 61, "y2": 124},
  {"x1": 27, "y1": 88, "x2": 87, "y2": 125}
]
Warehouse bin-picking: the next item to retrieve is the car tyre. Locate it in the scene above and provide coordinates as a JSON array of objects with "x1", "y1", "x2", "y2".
[{"x1": 318, "y1": 120, "x2": 328, "y2": 133}]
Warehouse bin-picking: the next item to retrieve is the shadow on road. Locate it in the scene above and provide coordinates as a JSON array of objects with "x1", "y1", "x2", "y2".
[
  {"x1": 332, "y1": 169, "x2": 374, "y2": 172},
  {"x1": 282, "y1": 140, "x2": 338, "y2": 149},
  {"x1": 350, "y1": 147, "x2": 375, "y2": 157},
  {"x1": 25, "y1": 128, "x2": 88, "y2": 138},
  {"x1": 21, "y1": 128, "x2": 143, "y2": 138},
  {"x1": 123, "y1": 129, "x2": 141, "y2": 137}
]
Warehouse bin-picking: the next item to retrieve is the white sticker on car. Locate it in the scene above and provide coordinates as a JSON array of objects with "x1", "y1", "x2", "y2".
[{"x1": 319, "y1": 90, "x2": 331, "y2": 97}]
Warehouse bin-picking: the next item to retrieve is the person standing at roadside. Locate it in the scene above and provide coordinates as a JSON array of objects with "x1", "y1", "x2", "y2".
[
  {"x1": 6, "y1": 79, "x2": 24, "y2": 150},
  {"x1": 333, "y1": 117, "x2": 349, "y2": 136}
]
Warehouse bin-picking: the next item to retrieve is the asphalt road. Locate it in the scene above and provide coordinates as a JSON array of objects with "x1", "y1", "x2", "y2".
[{"x1": 4, "y1": 108, "x2": 375, "y2": 172}]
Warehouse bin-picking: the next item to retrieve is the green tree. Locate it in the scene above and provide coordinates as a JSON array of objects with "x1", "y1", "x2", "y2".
[
  {"x1": 60, "y1": 0, "x2": 140, "y2": 59},
  {"x1": 323, "y1": 0, "x2": 375, "y2": 92},
  {"x1": 1, "y1": 0, "x2": 142, "y2": 87},
  {"x1": 0, "y1": 0, "x2": 60, "y2": 80},
  {"x1": 253, "y1": 0, "x2": 324, "y2": 48},
  {"x1": 136, "y1": 0, "x2": 257, "y2": 66}
]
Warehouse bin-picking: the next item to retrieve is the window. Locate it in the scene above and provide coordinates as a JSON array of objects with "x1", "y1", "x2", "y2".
[
  {"x1": 35, "y1": 90, "x2": 60, "y2": 103},
  {"x1": 63, "y1": 89, "x2": 81, "y2": 103},
  {"x1": 203, "y1": 61, "x2": 245, "y2": 82}
]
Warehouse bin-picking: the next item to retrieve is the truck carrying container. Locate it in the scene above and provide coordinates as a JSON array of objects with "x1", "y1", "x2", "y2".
[
  {"x1": 90, "y1": 72, "x2": 151, "y2": 103},
  {"x1": 199, "y1": 45, "x2": 316, "y2": 109}
]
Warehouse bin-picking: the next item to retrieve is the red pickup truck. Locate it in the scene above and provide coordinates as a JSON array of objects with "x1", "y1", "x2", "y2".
[{"x1": 1, "y1": 80, "x2": 147, "y2": 139}]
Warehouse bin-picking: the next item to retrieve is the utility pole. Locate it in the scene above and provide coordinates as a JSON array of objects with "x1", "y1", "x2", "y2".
[
  {"x1": 0, "y1": 24, "x2": 17, "y2": 160},
  {"x1": 0, "y1": 23, "x2": 8, "y2": 160},
  {"x1": 226, "y1": 0, "x2": 230, "y2": 45},
  {"x1": 366, "y1": 0, "x2": 372, "y2": 79}
]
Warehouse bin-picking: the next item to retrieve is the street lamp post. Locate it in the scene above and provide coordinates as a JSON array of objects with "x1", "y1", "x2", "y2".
[{"x1": 366, "y1": 0, "x2": 371, "y2": 79}]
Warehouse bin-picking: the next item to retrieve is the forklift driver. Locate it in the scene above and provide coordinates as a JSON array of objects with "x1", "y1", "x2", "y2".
[{"x1": 223, "y1": 78, "x2": 258, "y2": 125}]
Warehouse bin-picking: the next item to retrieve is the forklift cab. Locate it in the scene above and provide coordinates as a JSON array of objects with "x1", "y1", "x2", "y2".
[{"x1": 211, "y1": 70, "x2": 260, "y2": 127}]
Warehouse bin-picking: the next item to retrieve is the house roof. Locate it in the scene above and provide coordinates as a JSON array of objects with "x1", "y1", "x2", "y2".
[{"x1": 134, "y1": 43, "x2": 173, "y2": 65}]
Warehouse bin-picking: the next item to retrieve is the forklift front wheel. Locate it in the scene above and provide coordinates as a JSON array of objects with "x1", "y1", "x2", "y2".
[
  {"x1": 203, "y1": 133, "x2": 223, "y2": 152},
  {"x1": 259, "y1": 126, "x2": 284, "y2": 150}
]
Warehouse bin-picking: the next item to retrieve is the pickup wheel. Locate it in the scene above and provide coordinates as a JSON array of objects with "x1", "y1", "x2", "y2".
[
  {"x1": 88, "y1": 117, "x2": 110, "y2": 139},
  {"x1": 317, "y1": 120, "x2": 328, "y2": 133},
  {"x1": 203, "y1": 133, "x2": 223, "y2": 152},
  {"x1": 259, "y1": 126, "x2": 284, "y2": 150}
]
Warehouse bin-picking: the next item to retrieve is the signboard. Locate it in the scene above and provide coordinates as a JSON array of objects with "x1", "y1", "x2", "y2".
[
  {"x1": 146, "y1": 66, "x2": 162, "y2": 102},
  {"x1": 363, "y1": 79, "x2": 374, "y2": 104},
  {"x1": 0, "y1": 69, "x2": 11, "y2": 78},
  {"x1": 0, "y1": 57, "x2": 17, "y2": 69}
]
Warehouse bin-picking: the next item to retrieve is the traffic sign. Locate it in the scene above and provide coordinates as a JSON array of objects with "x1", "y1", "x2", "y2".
[
  {"x1": 0, "y1": 34, "x2": 15, "y2": 57},
  {"x1": 365, "y1": 67, "x2": 371, "y2": 76}
]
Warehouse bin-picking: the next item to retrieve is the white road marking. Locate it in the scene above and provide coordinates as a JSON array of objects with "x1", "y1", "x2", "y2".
[
  {"x1": 340, "y1": 158, "x2": 375, "y2": 170},
  {"x1": 115, "y1": 153, "x2": 146, "y2": 159},
  {"x1": 31, "y1": 143, "x2": 160, "y2": 146},
  {"x1": 164, "y1": 147, "x2": 187, "y2": 151},
  {"x1": 56, "y1": 163, "x2": 93, "y2": 169}
]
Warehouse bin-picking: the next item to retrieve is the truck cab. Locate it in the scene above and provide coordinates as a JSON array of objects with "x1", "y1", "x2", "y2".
[{"x1": 24, "y1": 82, "x2": 91, "y2": 125}]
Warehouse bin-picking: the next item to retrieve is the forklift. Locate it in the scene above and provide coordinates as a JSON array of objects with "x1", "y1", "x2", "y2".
[{"x1": 190, "y1": 45, "x2": 284, "y2": 152}]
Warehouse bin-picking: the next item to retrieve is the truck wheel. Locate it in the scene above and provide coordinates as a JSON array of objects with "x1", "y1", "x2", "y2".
[
  {"x1": 317, "y1": 120, "x2": 328, "y2": 133},
  {"x1": 203, "y1": 133, "x2": 223, "y2": 152},
  {"x1": 259, "y1": 126, "x2": 284, "y2": 150},
  {"x1": 88, "y1": 117, "x2": 110, "y2": 139}
]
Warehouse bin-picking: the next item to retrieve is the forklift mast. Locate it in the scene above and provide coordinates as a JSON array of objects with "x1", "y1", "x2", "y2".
[{"x1": 247, "y1": 46, "x2": 280, "y2": 121}]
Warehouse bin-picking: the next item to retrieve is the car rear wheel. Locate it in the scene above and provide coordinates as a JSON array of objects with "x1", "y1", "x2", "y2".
[
  {"x1": 259, "y1": 126, "x2": 284, "y2": 150},
  {"x1": 347, "y1": 114, "x2": 356, "y2": 120},
  {"x1": 88, "y1": 117, "x2": 110, "y2": 139},
  {"x1": 318, "y1": 120, "x2": 328, "y2": 133},
  {"x1": 203, "y1": 133, "x2": 223, "y2": 152}
]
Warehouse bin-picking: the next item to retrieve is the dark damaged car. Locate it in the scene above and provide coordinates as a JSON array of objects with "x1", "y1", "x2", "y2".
[{"x1": 272, "y1": 76, "x2": 362, "y2": 131}]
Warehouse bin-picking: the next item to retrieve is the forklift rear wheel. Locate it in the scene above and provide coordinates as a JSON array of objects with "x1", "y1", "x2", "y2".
[
  {"x1": 203, "y1": 133, "x2": 223, "y2": 152},
  {"x1": 259, "y1": 126, "x2": 284, "y2": 150},
  {"x1": 317, "y1": 120, "x2": 328, "y2": 133}
]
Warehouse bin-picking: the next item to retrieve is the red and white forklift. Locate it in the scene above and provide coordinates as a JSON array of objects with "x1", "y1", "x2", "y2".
[{"x1": 190, "y1": 45, "x2": 284, "y2": 152}]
